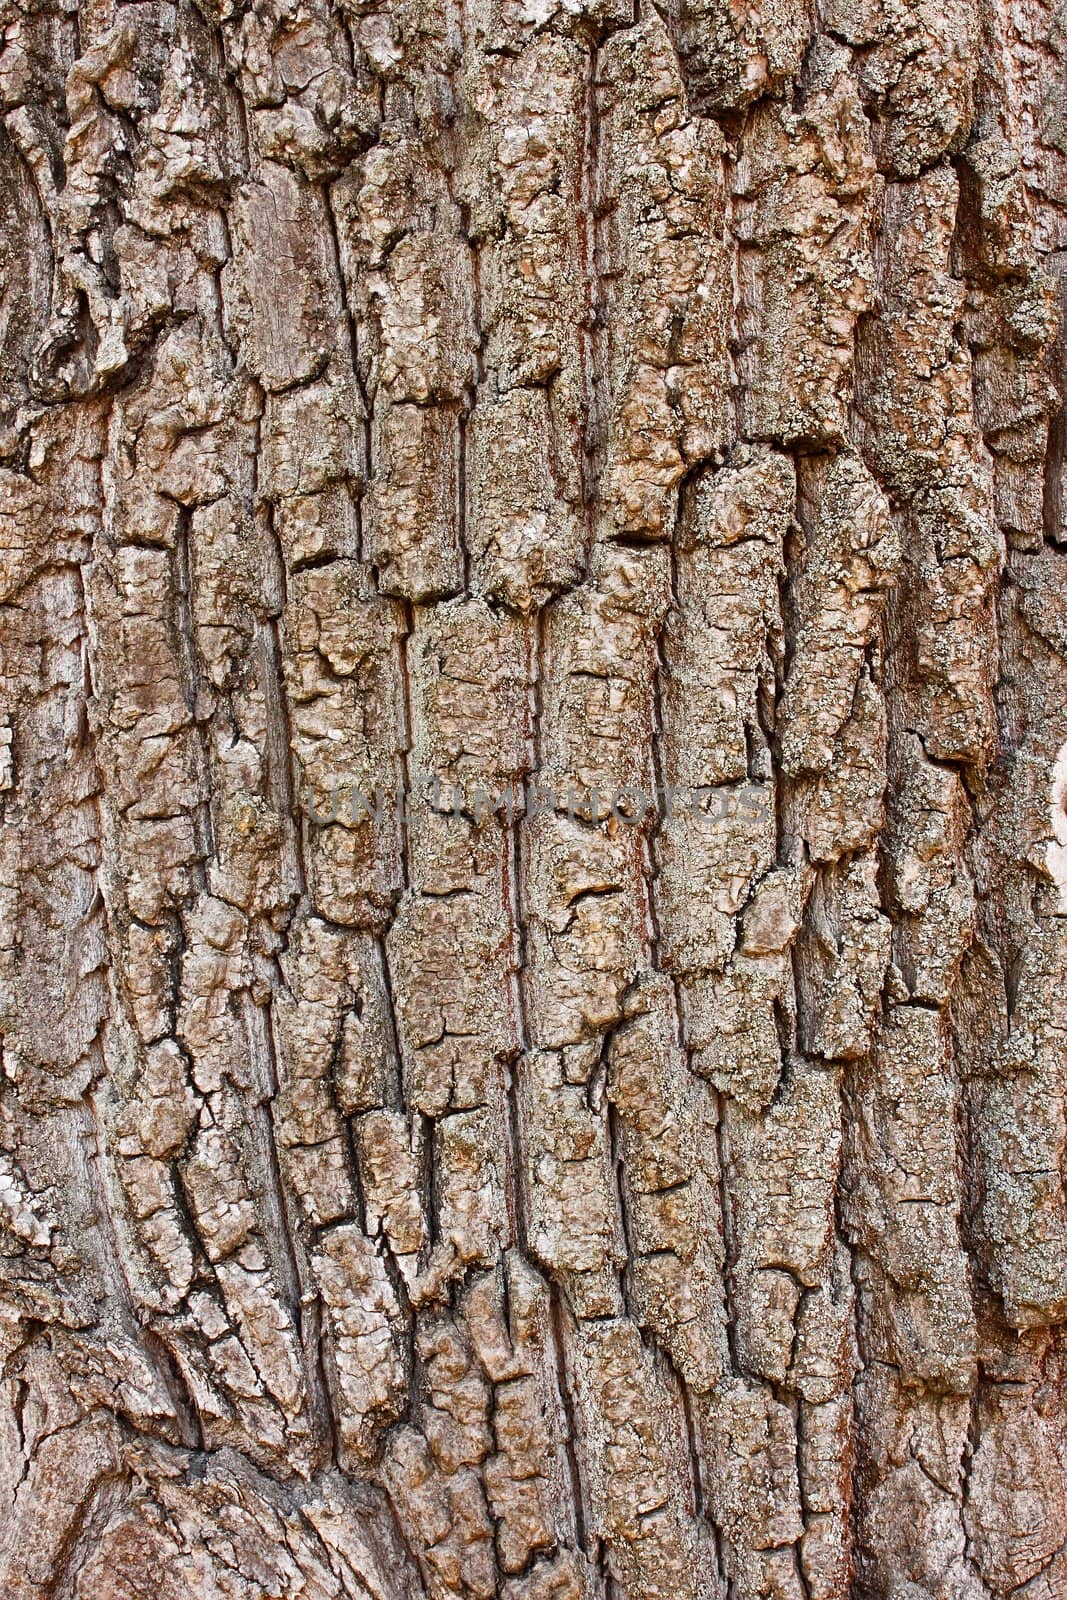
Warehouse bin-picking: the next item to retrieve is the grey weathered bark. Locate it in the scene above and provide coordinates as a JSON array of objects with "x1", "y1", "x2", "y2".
[{"x1": 1, "y1": 0, "x2": 1067, "y2": 1594}]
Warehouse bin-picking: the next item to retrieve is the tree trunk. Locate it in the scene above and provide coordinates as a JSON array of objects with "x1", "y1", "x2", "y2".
[{"x1": 1, "y1": 0, "x2": 1066, "y2": 1595}]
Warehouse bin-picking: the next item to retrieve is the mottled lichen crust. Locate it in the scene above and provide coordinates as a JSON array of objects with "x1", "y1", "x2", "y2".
[{"x1": 0, "y1": 0, "x2": 1066, "y2": 1595}]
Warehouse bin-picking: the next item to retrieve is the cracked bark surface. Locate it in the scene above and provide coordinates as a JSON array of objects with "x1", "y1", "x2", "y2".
[{"x1": 1, "y1": 0, "x2": 1066, "y2": 1595}]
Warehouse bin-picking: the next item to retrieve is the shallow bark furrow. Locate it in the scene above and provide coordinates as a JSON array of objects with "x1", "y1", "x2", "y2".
[{"x1": 0, "y1": 0, "x2": 1065, "y2": 1597}]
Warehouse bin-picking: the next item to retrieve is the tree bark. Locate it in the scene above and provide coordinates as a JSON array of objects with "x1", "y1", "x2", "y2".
[{"x1": 1, "y1": 0, "x2": 1066, "y2": 1595}]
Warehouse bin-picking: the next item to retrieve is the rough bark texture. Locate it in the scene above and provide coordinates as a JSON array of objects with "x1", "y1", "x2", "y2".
[{"x1": 1, "y1": 0, "x2": 1067, "y2": 1595}]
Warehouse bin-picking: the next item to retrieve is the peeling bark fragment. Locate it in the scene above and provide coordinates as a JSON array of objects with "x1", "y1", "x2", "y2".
[
  {"x1": 597, "y1": 19, "x2": 731, "y2": 537},
  {"x1": 467, "y1": 389, "x2": 584, "y2": 613},
  {"x1": 666, "y1": 0, "x2": 815, "y2": 115},
  {"x1": 284, "y1": 561, "x2": 407, "y2": 927},
  {"x1": 733, "y1": 43, "x2": 876, "y2": 447},
  {"x1": 313, "y1": 1224, "x2": 408, "y2": 1469},
  {"x1": 703, "y1": 1378, "x2": 806, "y2": 1600},
  {"x1": 779, "y1": 452, "x2": 899, "y2": 779},
  {"x1": 364, "y1": 403, "x2": 465, "y2": 602},
  {"x1": 542, "y1": 543, "x2": 670, "y2": 806},
  {"x1": 726, "y1": 1059, "x2": 842, "y2": 1383},
  {"x1": 844, "y1": 1002, "x2": 976, "y2": 1392},
  {"x1": 662, "y1": 446, "x2": 792, "y2": 793},
  {"x1": 823, "y1": 0, "x2": 979, "y2": 178},
  {"x1": 226, "y1": 164, "x2": 343, "y2": 393},
  {"x1": 573, "y1": 1317, "x2": 716, "y2": 1600},
  {"x1": 608, "y1": 974, "x2": 728, "y2": 1393},
  {"x1": 524, "y1": 813, "x2": 645, "y2": 1052},
  {"x1": 389, "y1": 807, "x2": 518, "y2": 1118}
]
